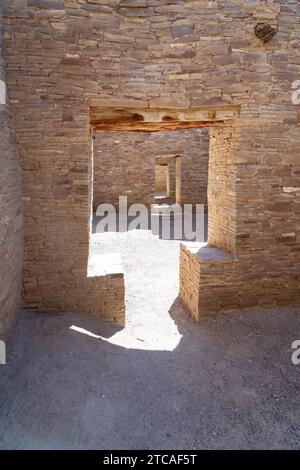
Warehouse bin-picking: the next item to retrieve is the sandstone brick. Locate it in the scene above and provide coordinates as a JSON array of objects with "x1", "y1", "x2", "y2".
[
  {"x1": 28, "y1": 0, "x2": 65, "y2": 9},
  {"x1": 171, "y1": 24, "x2": 193, "y2": 38}
]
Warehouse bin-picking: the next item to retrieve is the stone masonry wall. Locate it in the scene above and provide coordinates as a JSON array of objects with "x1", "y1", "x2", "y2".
[
  {"x1": 2, "y1": 0, "x2": 300, "y2": 321},
  {"x1": 93, "y1": 131, "x2": 155, "y2": 210},
  {"x1": 93, "y1": 129, "x2": 209, "y2": 210},
  {"x1": 0, "y1": 1, "x2": 22, "y2": 341},
  {"x1": 181, "y1": 129, "x2": 210, "y2": 207},
  {"x1": 208, "y1": 125, "x2": 237, "y2": 255}
]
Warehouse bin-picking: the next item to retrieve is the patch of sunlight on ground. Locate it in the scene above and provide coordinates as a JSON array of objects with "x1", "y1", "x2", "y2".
[{"x1": 70, "y1": 320, "x2": 182, "y2": 351}]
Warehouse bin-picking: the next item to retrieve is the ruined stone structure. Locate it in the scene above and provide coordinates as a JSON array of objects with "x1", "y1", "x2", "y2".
[
  {"x1": 1, "y1": 0, "x2": 299, "y2": 333},
  {"x1": 93, "y1": 129, "x2": 209, "y2": 210}
]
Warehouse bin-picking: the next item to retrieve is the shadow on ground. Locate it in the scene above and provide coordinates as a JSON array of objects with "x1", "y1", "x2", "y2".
[{"x1": 0, "y1": 305, "x2": 299, "y2": 450}]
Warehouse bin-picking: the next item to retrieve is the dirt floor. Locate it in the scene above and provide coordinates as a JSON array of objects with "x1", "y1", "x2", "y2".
[{"x1": 0, "y1": 220, "x2": 299, "y2": 449}]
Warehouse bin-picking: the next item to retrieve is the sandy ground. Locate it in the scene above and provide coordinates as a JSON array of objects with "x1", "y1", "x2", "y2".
[{"x1": 0, "y1": 221, "x2": 299, "y2": 449}]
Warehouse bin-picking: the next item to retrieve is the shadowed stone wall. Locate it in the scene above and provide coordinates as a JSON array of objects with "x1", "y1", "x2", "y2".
[
  {"x1": 2, "y1": 0, "x2": 300, "y2": 321},
  {"x1": 0, "y1": 2, "x2": 23, "y2": 341}
]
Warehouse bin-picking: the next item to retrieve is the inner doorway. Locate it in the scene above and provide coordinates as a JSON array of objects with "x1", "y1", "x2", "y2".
[
  {"x1": 154, "y1": 162, "x2": 169, "y2": 201},
  {"x1": 88, "y1": 105, "x2": 239, "y2": 325},
  {"x1": 90, "y1": 125, "x2": 210, "y2": 333}
]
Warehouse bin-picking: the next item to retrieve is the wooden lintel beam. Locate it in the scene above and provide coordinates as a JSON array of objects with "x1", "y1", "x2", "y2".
[{"x1": 91, "y1": 120, "x2": 225, "y2": 132}]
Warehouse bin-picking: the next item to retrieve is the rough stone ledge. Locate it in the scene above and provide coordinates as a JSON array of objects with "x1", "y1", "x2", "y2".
[
  {"x1": 181, "y1": 242, "x2": 234, "y2": 264},
  {"x1": 88, "y1": 252, "x2": 124, "y2": 277}
]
